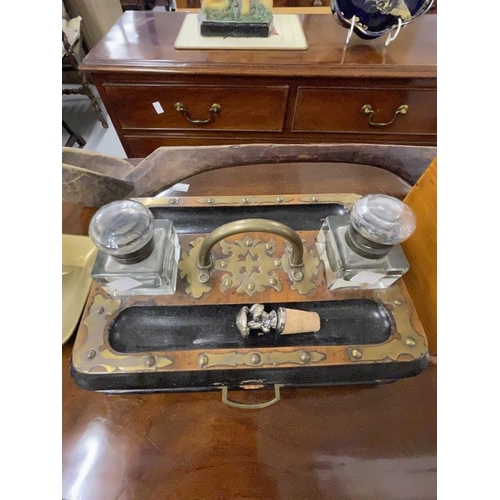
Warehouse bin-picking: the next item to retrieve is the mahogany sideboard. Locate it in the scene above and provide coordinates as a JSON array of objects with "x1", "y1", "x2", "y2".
[{"x1": 80, "y1": 12, "x2": 437, "y2": 158}]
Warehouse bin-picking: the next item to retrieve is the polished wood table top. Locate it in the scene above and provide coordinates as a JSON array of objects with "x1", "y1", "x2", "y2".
[
  {"x1": 80, "y1": 11, "x2": 437, "y2": 78},
  {"x1": 62, "y1": 162, "x2": 436, "y2": 500}
]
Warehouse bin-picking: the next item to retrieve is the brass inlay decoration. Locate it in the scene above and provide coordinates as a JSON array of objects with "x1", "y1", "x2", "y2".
[
  {"x1": 298, "y1": 194, "x2": 362, "y2": 205},
  {"x1": 73, "y1": 293, "x2": 174, "y2": 374},
  {"x1": 133, "y1": 196, "x2": 181, "y2": 207},
  {"x1": 136, "y1": 193, "x2": 362, "y2": 208},
  {"x1": 282, "y1": 244, "x2": 320, "y2": 295},
  {"x1": 199, "y1": 350, "x2": 326, "y2": 368},
  {"x1": 178, "y1": 235, "x2": 319, "y2": 299},
  {"x1": 345, "y1": 285, "x2": 428, "y2": 362},
  {"x1": 361, "y1": 104, "x2": 409, "y2": 127},
  {"x1": 196, "y1": 195, "x2": 293, "y2": 205}
]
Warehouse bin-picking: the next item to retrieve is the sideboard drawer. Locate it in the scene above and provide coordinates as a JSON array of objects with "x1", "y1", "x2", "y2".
[
  {"x1": 292, "y1": 88, "x2": 437, "y2": 135},
  {"x1": 104, "y1": 84, "x2": 289, "y2": 132}
]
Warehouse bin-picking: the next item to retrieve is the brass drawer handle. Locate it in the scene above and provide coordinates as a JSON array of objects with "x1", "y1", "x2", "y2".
[
  {"x1": 361, "y1": 104, "x2": 409, "y2": 127},
  {"x1": 174, "y1": 102, "x2": 221, "y2": 124},
  {"x1": 221, "y1": 384, "x2": 284, "y2": 409}
]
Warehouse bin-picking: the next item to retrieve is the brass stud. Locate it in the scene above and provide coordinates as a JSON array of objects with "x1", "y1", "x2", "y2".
[
  {"x1": 276, "y1": 196, "x2": 284, "y2": 203},
  {"x1": 96, "y1": 306, "x2": 104, "y2": 315},
  {"x1": 220, "y1": 260, "x2": 227, "y2": 268},
  {"x1": 169, "y1": 198, "x2": 177, "y2": 205},
  {"x1": 247, "y1": 283, "x2": 255, "y2": 291},
  {"x1": 274, "y1": 259, "x2": 282, "y2": 266},
  {"x1": 311, "y1": 196, "x2": 319, "y2": 202},
  {"x1": 208, "y1": 198, "x2": 215, "y2": 204},
  {"x1": 86, "y1": 349, "x2": 96, "y2": 359},
  {"x1": 250, "y1": 353, "x2": 261, "y2": 365},
  {"x1": 223, "y1": 278, "x2": 233, "y2": 287},
  {"x1": 300, "y1": 351, "x2": 311, "y2": 363},
  {"x1": 394, "y1": 298, "x2": 403, "y2": 305},
  {"x1": 198, "y1": 354, "x2": 209, "y2": 367},
  {"x1": 245, "y1": 239, "x2": 253, "y2": 247},
  {"x1": 265, "y1": 243, "x2": 273, "y2": 251},
  {"x1": 269, "y1": 278, "x2": 277, "y2": 286},
  {"x1": 404, "y1": 338, "x2": 416, "y2": 347},
  {"x1": 351, "y1": 349, "x2": 362, "y2": 359},
  {"x1": 242, "y1": 197, "x2": 250, "y2": 204},
  {"x1": 145, "y1": 356, "x2": 155, "y2": 367}
]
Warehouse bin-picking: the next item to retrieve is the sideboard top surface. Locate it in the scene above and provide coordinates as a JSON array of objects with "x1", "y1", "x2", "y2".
[{"x1": 80, "y1": 12, "x2": 437, "y2": 78}]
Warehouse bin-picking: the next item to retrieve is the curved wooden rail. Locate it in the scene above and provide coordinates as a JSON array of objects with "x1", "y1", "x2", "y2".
[
  {"x1": 62, "y1": 143, "x2": 437, "y2": 206},
  {"x1": 127, "y1": 143, "x2": 436, "y2": 197}
]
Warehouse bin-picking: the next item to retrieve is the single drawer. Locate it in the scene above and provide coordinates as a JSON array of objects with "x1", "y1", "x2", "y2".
[
  {"x1": 292, "y1": 87, "x2": 436, "y2": 135},
  {"x1": 104, "y1": 84, "x2": 288, "y2": 132}
]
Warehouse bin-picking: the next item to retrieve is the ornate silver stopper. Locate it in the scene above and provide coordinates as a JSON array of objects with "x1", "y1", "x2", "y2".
[
  {"x1": 236, "y1": 304, "x2": 286, "y2": 338},
  {"x1": 236, "y1": 304, "x2": 320, "y2": 338}
]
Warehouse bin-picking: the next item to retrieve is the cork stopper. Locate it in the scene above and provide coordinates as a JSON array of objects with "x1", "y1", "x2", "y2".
[{"x1": 278, "y1": 308, "x2": 321, "y2": 335}]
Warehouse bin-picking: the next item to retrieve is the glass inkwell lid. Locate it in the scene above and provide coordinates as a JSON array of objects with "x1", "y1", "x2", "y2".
[
  {"x1": 346, "y1": 194, "x2": 416, "y2": 259},
  {"x1": 89, "y1": 200, "x2": 156, "y2": 264}
]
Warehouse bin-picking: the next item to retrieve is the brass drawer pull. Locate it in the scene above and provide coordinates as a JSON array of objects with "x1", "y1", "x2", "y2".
[
  {"x1": 221, "y1": 384, "x2": 283, "y2": 409},
  {"x1": 174, "y1": 102, "x2": 221, "y2": 124},
  {"x1": 361, "y1": 104, "x2": 409, "y2": 127}
]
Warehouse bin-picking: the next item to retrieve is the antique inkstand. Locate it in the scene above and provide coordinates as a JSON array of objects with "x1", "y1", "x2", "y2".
[{"x1": 71, "y1": 190, "x2": 429, "y2": 404}]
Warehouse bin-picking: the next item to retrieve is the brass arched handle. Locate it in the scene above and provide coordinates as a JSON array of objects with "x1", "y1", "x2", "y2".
[
  {"x1": 361, "y1": 104, "x2": 409, "y2": 127},
  {"x1": 174, "y1": 102, "x2": 221, "y2": 124},
  {"x1": 221, "y1": 385, "x2": 283, "y2": 409},
  {"x1": 197, "y1": 218, "x2": 305, "y2": 282}
]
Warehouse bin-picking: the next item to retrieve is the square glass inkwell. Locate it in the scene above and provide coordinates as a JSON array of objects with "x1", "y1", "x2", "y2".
[
  {"x1": 89, "y1": 200, "x2": 180, "y2": 296},
  {"x1": 316, "y1": 194, "x2": 416, "y2": 290}
]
